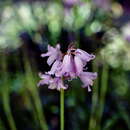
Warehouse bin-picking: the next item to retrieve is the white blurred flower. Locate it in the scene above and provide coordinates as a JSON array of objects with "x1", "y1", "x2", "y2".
[{"x1": 101, "y1": 31, "x2": 130, "y2": 70}]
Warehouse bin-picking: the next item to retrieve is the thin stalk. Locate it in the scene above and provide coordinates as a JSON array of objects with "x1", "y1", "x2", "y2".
[
  {"x1": 88, "y1": 58, "x2": 99, "y2": 130},
  {"x1": 0, "y1": 54, "x2": 17, "y2": 130},
  {"x1": 24, "y1": 67, "x2": 48, "y2": 130},
  {"x1": 2, "y1": 91, "x2": 17, "y2": 130},
  {"x1": 60, "y1": 89, "x2": 64, "y2": 130},
  {"x1": 96, "y1": 64, "x2": 109, "y2": 130},
  {"x1": 89, "y1": 56, "x2": 109, "y2": 130}
]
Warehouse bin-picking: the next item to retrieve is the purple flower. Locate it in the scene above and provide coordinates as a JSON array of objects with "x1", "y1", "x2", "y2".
[
  {"x1": 38, "y1": 73, "x2": 68, "y2": 91},
  {"x1": 41, "y1": 44, "x2": 62, "y2": 66},
  {"x1": 38, "y1": 43, "x2": 97, "y2": 92},
  {"x1": 48, "y1": 60, "x2": 62, "y2": 75},
  {"x1": 38, "y1": 73, "x2": 51, "y2": 86},
  {"x1": 79, "y1": 72, "x2": 97, "y2": 92},
  {"x1": 57, "y1": 47, "x2": 95, "y2": 78},
  {"x1": 74, "y1": 55, "x2": 83, "y2": 75},
  {"x1": 57, "y1": 54, "x2": 76, "y2": 78},
  {"x1": 75, "y1": 49, "x2": 95, "y2": 66}
]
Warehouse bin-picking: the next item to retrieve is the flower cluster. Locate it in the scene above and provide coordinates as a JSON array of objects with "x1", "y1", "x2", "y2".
[{"x1": 38, "y1": 44, "x2": 97, "y2": 91}]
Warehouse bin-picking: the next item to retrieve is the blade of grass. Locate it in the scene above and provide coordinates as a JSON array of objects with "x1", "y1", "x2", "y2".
[
  {"x1": 1, "y1": 53, "x2": 17, "y2": 130},
  {"x1": 96, "y1": 63, "x2": 109, "y2": 130},
  {"x1": 23, "y1": 53, "x2": 48, "y2": 130},
  {"x1": 88, "y1": 57, "x2": 99, "y2": 130}
]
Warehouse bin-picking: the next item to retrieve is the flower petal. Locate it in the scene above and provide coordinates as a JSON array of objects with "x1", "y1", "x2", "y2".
[
  {"x1": 79, "y1": 72, "x2": 97, "y2": 91},
  {"x1": 56, "y1": 44, "x2": 61, "y2": 50},
  {"x1": 76, "y1": 49, "x2": 95, "y2": 63},
  {"x1": 74, "y1": 55, "x2": 83, "y2": 75},
  {"x1": 47, "y1": 54, "x2": 58, "y2": 66},
  {"x1": 38, "y1": 73, "x2": 52, "y2": 86},
  {"x1": 41, "y1": 44, "x2": 62, "y2": 65},
  {"x1": 48, "y1": 83, "x2": 57, "y2": 89},
  {"x1": 57, "y1": 54, "x2": 76, "y2": 78},
  {"x1": 57, "y1": 79, "x2": 68, "y2": 91},
  {"x1": 48, "y1": 60, "x2": 62, "y2": 75},
  {"x1": 41, "y1": 45, "x2": 54, "y2": 57}
]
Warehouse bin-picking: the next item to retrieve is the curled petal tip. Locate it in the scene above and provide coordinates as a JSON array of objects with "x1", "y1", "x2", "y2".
[
  {"x1": 91, "y1": 54, "x2": 95, "y2": 59},
  {"x1": 41, "y1": 53, "x2": 47, "y2": 57},
  {"x1": 88, "y1": 86, "x2": 91, "y2": 92},
  {"x1": 56, "y1": 44, "x2": 61, "y2": 49}
]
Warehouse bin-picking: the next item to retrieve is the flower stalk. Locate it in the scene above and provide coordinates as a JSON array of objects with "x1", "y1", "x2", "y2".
[{"x1": 60, "y1": 88, "x2": 64, "y2": 130}]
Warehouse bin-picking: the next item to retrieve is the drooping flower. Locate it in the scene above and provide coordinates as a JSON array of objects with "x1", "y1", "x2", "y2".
[
  {"x1": 38, "y1": 73, "x2": 68, "y2": 91},
  {"x1": 74, "y1": 55, "x2": 84, "y2": 75},
  {"x1": 38, "y1": 43, "x2": 97, "y2": 92},
  {"x1": 38, "y1": 73, "x2": 51, "y2": 86},
  {"x1": 57, "y1": 46, "x2": 95, "y2": 78},
  {"x1": 41, "y1": 44, "x2": 62, "y2": 66},
  {"x1": 79, "y1": 72, "x2": 97, "y2": 92},
  {"x1": 48, "y1": 60, "x2": 62, "y2": 75},
  {"x1": 75, "y1": 49, "x2": 95, "y2": 66},
  {"x1": 56, "y1": 54, "x2": 76, "y2": 78}
]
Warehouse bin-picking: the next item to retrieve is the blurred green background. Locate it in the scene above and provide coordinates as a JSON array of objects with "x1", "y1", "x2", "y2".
[{"x1": 0, "y1": 0, "x2": 130, "y2": 130}]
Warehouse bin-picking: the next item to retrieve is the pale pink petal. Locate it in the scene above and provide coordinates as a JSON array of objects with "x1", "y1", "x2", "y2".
[
  {"x1": 38, "y1": 77, "x2": 52, "y2": 86},
  {"x1": 47, "y1": 55, "x2": 56, "y2": 66},
  {"x1": 79, "y1": 72, "x2": 97, "y2": 91},
  {"x1": 41, "y1": 44, "x2": 62, "y2": 65},
  {"x1": 76, "y1": 49, "x2": 95, "y2": 62},
  {"x1": 38, "y1": 73, "x2": 54, "y2": 87},
  {"x1": 48, "y1": 45, "x2": 52, "y2": 51},
  {"x1": 39, "y1": 73, "x2": 50, "y2": 79},
  {"x1": 56, "y1": 44, "x2": 61, "y2": 50},
  {"x1": 48, "y1": 45, "x2": 56, "y2": 52},
  {"x1": 37, "y1": 80, "x2": 46, "y2": 86},
  {"x1": 48, "y1": 83, "x2": 57, "y2": 89},
  {"x1": 41, "y1": 45, "x2": 54, "y2": 57},
  {"x1": 48, "y1": 60, "x2": 62, "y2": 75},
  {"x1": 57, "y1": 54, "x2": 76, "y2": 78},
  {"x1": 74, "y1": 55, "x2": 83, "y2": 75},
  {"x1": 87, "y1": 86, "x2": 91, "y2": 92},
  {"x1": 57, "y1": 79, "x2": 68, "y2": 91},
  {"x1": 58, "y1": 55, "x2": 71, "y2": 74},
  {"x1": 41, "y1": 52, "x2": 50, "y2": 57},
  {"x1": 82, "y1": 84, "x2": 92, "y2": 92}
]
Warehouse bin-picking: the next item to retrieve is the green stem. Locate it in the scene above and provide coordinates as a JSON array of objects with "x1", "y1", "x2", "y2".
[
  {"x1": 22, "y1": 51, "x2": 48, "y2": 130},
  {"x1": 96, "y1": 64, "x2": 109, "y2": 130},
  {"x1": 2, "y1": 92, "x2": 17, "y2": 130},
  {"x1": 60, "y1": 89, "x2": 64, "y2": 130},
  {"x1": 88, "y1": 58, "x2": 99, "y2": 130}
]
